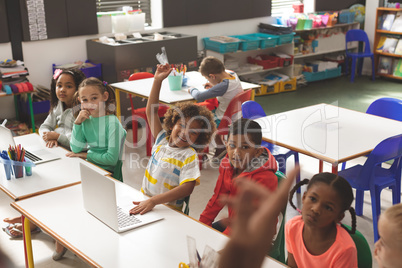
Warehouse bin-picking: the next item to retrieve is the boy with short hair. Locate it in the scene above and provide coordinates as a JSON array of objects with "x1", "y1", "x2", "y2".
[
  {"x1": 189, "y1": 56, "x2": 243, "y2": 157},
  {"x1": 199, "y1": 118, "x2": 278, "y2": 235}
]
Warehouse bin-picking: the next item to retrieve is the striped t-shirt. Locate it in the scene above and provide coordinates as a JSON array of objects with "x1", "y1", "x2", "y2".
[{"x1": 141, "y1": 130, "x2": 200, "y2": 210}]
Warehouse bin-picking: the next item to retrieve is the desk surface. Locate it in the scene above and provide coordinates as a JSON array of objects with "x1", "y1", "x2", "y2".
[
  {"x1": 111, "y1": 71, "x2": 259, "y2": 104},
  {"x1": 255, "y1": 103, "x2": 402, "y2": 165},
  {"x1": 0, "y1": 133, "x2": 107, "y2": 200},
  {"x1": 12, "y1": 181, "x2": 286, "y2": 268}
]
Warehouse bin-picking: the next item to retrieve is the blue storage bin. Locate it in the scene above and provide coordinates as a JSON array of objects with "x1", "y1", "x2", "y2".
[
  {"x1": 231, "y1": 35, "x2": 260, "y2": 51},
  {"x1": 303, "y1": 71, "x2": 326, "y2": 82},
  {"x1": 245, "y1": 33, "x2": 279, "y2": 49},
  {"x1": 20, "y1": 99, "x2": 50, "y2": 115},
  {"x1": 52, "y1": 60, "x2": 102, "y2": 79},
  {"x1": 325, "y1": 66, "x2": 342, "y2": 79},
  {"x1": 203, "y1": 37, "x2": 240, "y2": 53},
  {"x1": 277, "y1": 33, "x2": 295, "y2": 45},
  {"x1": 339, "y1": 11, "x2": 355, "y2": 24}
]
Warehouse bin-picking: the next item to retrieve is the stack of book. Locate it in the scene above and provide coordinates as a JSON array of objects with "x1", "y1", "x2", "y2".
[
  {"x1": 378, "y1": 57, "x2": 402, "y2": 77},
  {"x1": 379, "y1": 11, "x2": 402, "y2": 32}
]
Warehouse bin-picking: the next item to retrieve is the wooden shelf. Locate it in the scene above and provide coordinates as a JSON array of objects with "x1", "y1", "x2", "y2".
[
  {"x1": 375, "y1": 51, "x2": 402, "y2": 58},
  {"x1": 294, "y1": 22, "x2": 360, "y2": 33},
  {"x1": 376, "y1": 29, "x2": 402, "y2": 35}
]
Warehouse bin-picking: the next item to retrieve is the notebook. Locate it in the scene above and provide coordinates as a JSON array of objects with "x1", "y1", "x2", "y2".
[
  {"x1": 0, "y1": 125, "x2": 60, "y2": 164},
  {"x1": 80, "y1": 163, "x2": 164, "y2": 233}
]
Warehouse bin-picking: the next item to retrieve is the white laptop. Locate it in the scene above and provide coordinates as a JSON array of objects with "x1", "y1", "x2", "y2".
[
  {"x1": 80, "y1": 163, "x2": 164, "y2": 233},
  {"x1": 0, "y1": 125, "x2": 60, "y2": 164}
]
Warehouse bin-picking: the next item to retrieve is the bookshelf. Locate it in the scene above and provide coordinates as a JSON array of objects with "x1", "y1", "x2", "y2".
[{"x1": 374, "y1": 7, "x2": 402, "y2": 79}]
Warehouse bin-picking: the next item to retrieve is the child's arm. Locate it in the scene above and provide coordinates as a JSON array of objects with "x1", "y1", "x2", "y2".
[
  {"x1": 69, "y1": 115, "x2": 89, "y2": 154},
  {"x1": 146, "y1": 64, "x2": 172, "y2": 138},
  {"x1": 129, "y1": 181, "x2": 196, "y2": 215},
  {"x1": 189, "y1": 80, "x2": 229, "y2": 101},
  {"x1": 287, "y1": 253, "x2": 297, "y2": 268}
]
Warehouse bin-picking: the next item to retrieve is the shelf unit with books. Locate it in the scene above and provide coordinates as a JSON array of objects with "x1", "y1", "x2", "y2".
[{"x1": 374, "y1": 7, "x2": 402, "y2": 80}]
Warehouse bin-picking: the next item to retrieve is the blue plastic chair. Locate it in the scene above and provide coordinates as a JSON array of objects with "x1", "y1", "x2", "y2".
[
  {"x1": 338, "y1": 134, "x2": 402, "y2": 242},
  {"x1": 345, "y1": 29, "x2": 375, "y2": 83},
  {"x1": 241, "y1": 101, "x2": 301, "y2": 191},
  {"x1": 341, "y1": 97, "x2": 402, "y2": 170}
]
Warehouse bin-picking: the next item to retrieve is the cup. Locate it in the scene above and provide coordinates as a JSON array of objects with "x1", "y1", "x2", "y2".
[
  {"x1": 25, "y1": 165, "x2": 32, "y2": 176},
  {"x1": 13, "y1": 165, "x2": 24, "y2": 178},
  {"x1": 168, "y1": 74, "x2": 183, "y2": 91}
]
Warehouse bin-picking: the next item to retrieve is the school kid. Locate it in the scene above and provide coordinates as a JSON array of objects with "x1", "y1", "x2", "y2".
[
  {"x1": 129, "y1": 63, "x2": 216, "y2": 215},
  {"x1": 199, "y1": 118, "x2": 278, "y2": 235},
  {"x1": 67, "y1": 77, "x2": 126, "y2": 181},
  {"x1": 39, "y1": 68, "x2": 86, "y2": 148},
  {"x1": 3, "y1": 69, "x2": 86, "y2": 235},
  {"x1": 286, "y1": 172, "x2": 358, "y2": 268},
  {"x1": 188, "y1": 56, "x2": 242, "y2": 157},
  {"x1": 374, "y1": 203, "x2": 402, "y2": 268},
  {"x1": 219, "y1": 167, "x2": 299, "y2": 268}
]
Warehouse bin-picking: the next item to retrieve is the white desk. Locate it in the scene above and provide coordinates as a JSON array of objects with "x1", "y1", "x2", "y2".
[
  {"x1": 255, "y1": 103, "x2": 402, "y2": 173},
  {"x1": 12, "y1": 181, "x2": 286, "y2": 268},
  {"x1": 0, "y1": 134, "x2": 108, "y2": 201},
  {"x1": 111, "y1": 71, "x2": 259, "y2": 118}
]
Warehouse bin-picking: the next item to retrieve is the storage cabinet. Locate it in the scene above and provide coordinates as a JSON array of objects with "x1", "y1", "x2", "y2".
[{"x1": 374, "y1": 7, "x2": 402, "y2": 80}]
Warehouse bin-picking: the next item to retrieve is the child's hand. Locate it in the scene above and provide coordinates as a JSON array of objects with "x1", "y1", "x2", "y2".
[
  {"x1": 154, "y1": 63, "x2": 172, "y2": 82},
  {"x1": 42, "y1": 131, "x2": 60, "y2": 142},
  {"x1": 129, "y1": 199, "x2": 156, "y2": 215},
  {"x1": 75, "y1": 110, "x2": 91, "y2": 125},
  {"x1": 65, "y1": 152, "x2": 87, "y2": 160},
  {"x1": 204, "y1": 82, "x2": 212, "y2": 89},
  {"x1": 45, "y1": 140, "x2": 58, "y2": 148}
]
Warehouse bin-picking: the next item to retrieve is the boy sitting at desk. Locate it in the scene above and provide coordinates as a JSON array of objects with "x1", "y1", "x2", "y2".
[
  {"x1": 188, "y1": 56, "x2": 242, "y2": 158},
  {"x1": 199, "y1": 118, "x2": 278, "y2": 235}
]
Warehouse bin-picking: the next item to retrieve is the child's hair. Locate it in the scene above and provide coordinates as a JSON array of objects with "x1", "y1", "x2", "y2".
[
  {"x1": 199, "y1": 56, "x2": 225, "y2": 77},
  {"x1": 383, "y1": 203, "x2": 402, "y2": 245},
  {"x1": 163, "y1": 102, "x2": 216, "y2": 152},
  {"x1": 77, "y1": 77, "x2": 116, "y2": 115},
  {"x1": 50, "y1": 68, "x2": 86, "y2": 110},
  {"x1": 289, "y1": 172, "x2": 357, "y2": 234},
  {"x1": 229, "y1": 118, "x2": 262, "y2": 146}
]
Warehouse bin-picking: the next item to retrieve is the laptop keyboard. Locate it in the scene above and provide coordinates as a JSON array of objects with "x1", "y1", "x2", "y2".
[
  {"x1": 117, "y1": 206, "x2": 142, "y2": 228},
  {"x1": 25, "y1": 150, "x2": 42, "y2": 162}
]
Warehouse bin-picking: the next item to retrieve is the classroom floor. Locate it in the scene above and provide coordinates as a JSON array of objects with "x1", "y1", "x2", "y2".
[{"x1": 1, "y1": 74, "x2": 400, "y2": 267}]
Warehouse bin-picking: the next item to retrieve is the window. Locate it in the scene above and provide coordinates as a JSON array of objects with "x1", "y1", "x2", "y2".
[
  {"x1": 271, "y1": 0, "x2": 301, "y2": 17},
  {"x1": 96, "y1": 0, "x2": 152, "y2": 25}
]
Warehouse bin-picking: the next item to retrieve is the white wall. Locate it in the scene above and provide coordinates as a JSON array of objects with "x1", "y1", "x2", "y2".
[
  {"x1": 363, "y1": 0, "x2": 379, "y2": 75},
  {"x1": 22, "y1": 16, "x2": 275, "y2": 88},
  {"x1": 0, "y1": 42, "x2": 17, "y2": 119}
]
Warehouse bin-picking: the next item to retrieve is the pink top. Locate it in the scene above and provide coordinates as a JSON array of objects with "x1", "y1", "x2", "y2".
[{"x1": 285, "y1": 215, "x2": 358, "y2": 268}]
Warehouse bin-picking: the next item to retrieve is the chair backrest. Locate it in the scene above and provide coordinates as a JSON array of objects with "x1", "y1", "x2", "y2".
[
  {"x1": 345, "y1": 29, "x2": 371, "y2": 54},
  {"x1": 366, "y1": 97, "x2": 402, "y2": 121},
  {"x1": 357, "y1": 134, "x2": 402, "y2": 189},
  {"x1": 344, "y1": 225, "x2": 372, "y2": 268},
  {"x1": 128, "y1": 72, "x2": 154, "y2": 81},
  {"x1": 218, "y1": 89, "x2": 253, "y2": 133},
  {"x1": 241, "y1": 100, "x2": 267, "y2": 119}
]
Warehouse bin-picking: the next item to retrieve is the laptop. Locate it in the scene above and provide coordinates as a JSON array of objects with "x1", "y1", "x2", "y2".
[
  {"x1": 0, "y1": 125, "x2": 60, "y2": 164},
  {"x1": 80, "y1": 163, "x2": 164, "y2": 233}
]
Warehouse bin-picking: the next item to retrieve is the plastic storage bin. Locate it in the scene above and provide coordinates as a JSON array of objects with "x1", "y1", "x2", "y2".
[
  {"x1": 203, "y1": 37, "x2": 240, "y2": 53},
  {"x1": 325, "y1": 66, "x2": 342, "y2": 79},
  {"x1": 231, "y1": 35, "x2": 260, "y2": 51},
  {"x1": 52, "y1": 61, "x2": 102, "y2": 79},
  {"x1": 248, "y1": 55, "x2": 279, "y2": 69},
  {"x1": 302, "y1": 70, "x2": 326, "y2": 82},
  {"x1": 339, "y1": 11, "x2": 355, "y2": 24},
  {"x1": 277, "y1": 33, "x2": 295, "y2": 45},
  {"x1": 1, "y1": 157, "x2": 35, "y2": 180},
  {"x1": 279, "y1": 77, "x2": 297, "y2": 92},
  {"x1": 261, "y1": 82, "x2": 280, "y2": 95},
  {"x1": 277, "y1": 55, "x2": 294, "y2": 67},
  {"x1": 245, "y1": 33, "x2": 279, "y2": 49}
]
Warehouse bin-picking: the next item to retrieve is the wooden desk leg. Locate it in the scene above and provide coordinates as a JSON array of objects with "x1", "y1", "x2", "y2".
[
  {"x1": 115, "y1": 88, "x2": 121, "y2": 122},
  {"x1": 22, "y1": 215, "x2": 34, "y2": 268},
  {"x1": 28, "y1": 93, "x2": 35, "y2": 133},
  {"x1": 319, "y1": 160, "x2": 323, "y2": 173}
]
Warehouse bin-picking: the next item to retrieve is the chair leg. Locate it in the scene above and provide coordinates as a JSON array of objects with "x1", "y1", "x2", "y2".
[
  {"x1": 371, "y1": 56, "x2": 375, "y2": 81},
  {"x1": 371, "y1": 186, "x2": 382, "y2": 242},
  {"x1": 357, "y1": 58, "x2": 363, "y2": 76},
  {"x1": 341, "y1": 162, "x2": 346, "y2": 170},
  {"x1": 350, "y1": 57, "x2": 356, "y2": 82},
  {"x1": 355, "y1": 189, "x2": 364, "y2": 216},
  {"x1": 294, "y1": 152, "x2": 301, "y2": 193}
]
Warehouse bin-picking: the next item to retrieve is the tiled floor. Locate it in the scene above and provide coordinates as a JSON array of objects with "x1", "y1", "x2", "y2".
[{"x1": 0, "y1": 127, "x2": 393, "y2": 267}]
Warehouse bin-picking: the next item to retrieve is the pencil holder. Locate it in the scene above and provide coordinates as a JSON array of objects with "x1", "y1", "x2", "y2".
[
  {"x1": 0, "y1": 157, "x2": 35, "y2": 180},
  {"x1": 168, "y1": 74, "x2": 183, "y2": 91}
]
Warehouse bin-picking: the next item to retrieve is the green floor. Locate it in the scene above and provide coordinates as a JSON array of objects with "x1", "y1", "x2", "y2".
[{"x1": 256, "y1": 75, "x2": 402, "y2": 115}]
